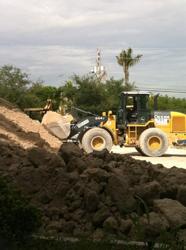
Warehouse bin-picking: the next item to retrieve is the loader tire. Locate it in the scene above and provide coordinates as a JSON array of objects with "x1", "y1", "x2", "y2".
[
  {"x1": 139, "y1": 128, "x2": 168, "y2": 157},
  {"x1": 81, "y1": 127, "x2": 113, "y2": 154},
  {"x1": 135, "y1": 147, "x2": 145, "y2": 156}
]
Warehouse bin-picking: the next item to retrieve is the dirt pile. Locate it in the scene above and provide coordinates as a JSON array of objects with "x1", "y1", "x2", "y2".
[
  {"x1": 0, "y1": 104, "x2": 61, "y2": 150},
  {"x1": 1, "y1": 137, "x2": 186, "y2": 242},
  {"x1": 0, "y1": 102, "x2": 186, "y2": 241}
]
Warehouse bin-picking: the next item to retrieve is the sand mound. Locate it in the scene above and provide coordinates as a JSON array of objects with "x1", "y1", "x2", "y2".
[{"x1": 0, "y1": 104, "x2": 61, "y2": 150}]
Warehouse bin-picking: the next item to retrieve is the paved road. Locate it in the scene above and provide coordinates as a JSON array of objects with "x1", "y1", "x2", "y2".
[{"x1": 112, "y1": 146, "x2": 186, "y2": 169}]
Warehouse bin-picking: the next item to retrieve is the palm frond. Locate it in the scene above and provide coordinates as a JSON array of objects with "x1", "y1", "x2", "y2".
[{"x1": 129, "y1": 54, "x2": 143, "y2": 67}]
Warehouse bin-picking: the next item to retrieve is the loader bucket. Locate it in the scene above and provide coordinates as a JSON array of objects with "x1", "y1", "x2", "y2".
[{"x1": 42, "y1": 111, "x2": 72, "y2": 140}]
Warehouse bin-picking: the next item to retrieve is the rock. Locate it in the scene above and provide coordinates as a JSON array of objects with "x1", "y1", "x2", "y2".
[
  {"x1": 44, "y1": 207, "x2": 61, "y2": 219},
  {"x1": 85, "y1": 168, "x2": 109, "y2": 183},
  {"x1": 59, "y1": 143, "x2": 83, "y2": 164},
  {"x1": 27, "y1": 147, "x2": 65, "y2": 169},
  {"x1": 119, "y1": 219, "x2": 133, "y2": 234},
  {"x1": 48, "y1": 154, "x2": 66, "y2": 168},
  {"x1": 177, "y1": 229, "x2": 186, "y2": 243},
  {"x1": 177, "y1": 185, "x2": 186, "y2": 206},
  {"x1": 135, "y1": 181, "x2": 161, "y2": 204},
  {"x1": 158, "y1": 168, "x2": 186, "y2": 199},
  {"x1": 66, "y1": 157, "x2": 80, "y2": 172},
  {"x1": 103, "y1": 216, "x2": 118, "y2": 233},
  {"x1": 92, "y1": 149, "x2": 109, "y2": 159},
  {"x1": 16, "y1": 167, "x2": 43, "y2": 194},
  {"x1": 73, "y1": 223, "x2": 92, "y2": 238},
  {"x1": 42, "y1": 111, "x2": 71, "y2": 140},
  {"x1": 153, "y1": 199, "x2": 186, "y2": 228},
  {"x1": 68, "y1": 200, "x2": 82, "y2": 212},
  {"x1": 65, "y1": 188, "x2": 78, "y2": 203},
  {"x1": 86, "y1": 179, "x2": 100, "y2": 194},
  {"x1": 139, "y1": 212, "x2": 169, "y2": 239},
  {"x1": 76, "y1": 158, "x2": 87, "y2": 174},
  {"x1": 83, "y1": 155, "x2": 104, "y2": 169},
  {"x1": 68, "y1": 171, "x2": 79, "y2": 184},
  {"x1": 148, "y1": 164, "x2": 168, "y2": 183},
  {"x1": 73, "y1": 182, "x2": 85, "y2": 197},
  {"x1": 27, "y1": 147, "x2": 49, "y2": 167},
  {"x1": 47, "y1": 221, "x2": 62, "y2": 232},
  {"x1": 107, "y1": 174, "x2": 136, "y2": 213},
  {"x1": 39, "y1": 190, "x2": 53, "y2": 204},
  {"x1": 92, "y1": 229, "x2": 105, "y2": 240},
  {"x1": 63, "y1": 221, "x2": 76, "y2": 234},
  {"x1": 55, "y1": 181, "x2": 70, "y2": 197},
  {"x1": 85, "y1": 190, "x2": 99, "y2": 212},
  {"x1": 73, "y1": 228, "x2": 87, "y2": 237},
  {"x1": 63, "y1": 213, "x2": 71, "y2": 221},
  {"x1": 71, "y1": 209, "x2": 84, "y2": 222},
  {"x1": 45, "y1": 229, "x2": 58, "y2": 236},
  {"x1": 93, "y1": 207, "x2": 110, "y2": 226},
  {"x1": 160, "y1": 182, "x2": 178, "y2": 200}
]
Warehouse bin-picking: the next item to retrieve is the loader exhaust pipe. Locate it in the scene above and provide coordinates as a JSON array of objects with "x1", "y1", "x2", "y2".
[{"x1": 154, "y1": 94, "x2": 159, "y2": 111}]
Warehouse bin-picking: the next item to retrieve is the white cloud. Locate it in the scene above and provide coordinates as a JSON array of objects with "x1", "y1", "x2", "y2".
[
  {"x1": 0, "y1": 0, "x2": 186, "y2": 96},
  {"x1": 0, "y1": 0, "x2": 183, "y2": 31}
]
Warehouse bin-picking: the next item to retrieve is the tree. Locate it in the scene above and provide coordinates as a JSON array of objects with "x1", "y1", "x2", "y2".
[
  {"x1": 116, "y1": 48, "x2": 142, "y2": 86},
  {"x1": 0, "y1": 65, "x2": 31, "y2": 107},
  {"x1": 105, "y1": 78, "x2": 135, "y2": 113},
  {"x1": 27, "y1": 82, "x2": 59, "y2": 108},
  {"x1": 60, "y1": 75, "x2": 136, "y2": 115},
  {"x1": 72, "y1": 75, "x2": 107, "y2": 114},
  {"x1": 58, "y1": 80, "x2": 77, "y2": 103}
]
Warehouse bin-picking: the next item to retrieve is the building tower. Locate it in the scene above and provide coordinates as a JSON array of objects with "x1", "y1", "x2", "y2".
[{"x1": 92, "y1": 49, "x2": 107, "y2": 82}]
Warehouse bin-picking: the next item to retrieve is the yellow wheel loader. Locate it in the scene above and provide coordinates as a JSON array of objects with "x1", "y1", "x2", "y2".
[
  {"x1": 97, "y1": 91, "x2": 186, "y2": 156},
  {"x1": 42, "y1": 91, "x2": 186, "y2": 157}
]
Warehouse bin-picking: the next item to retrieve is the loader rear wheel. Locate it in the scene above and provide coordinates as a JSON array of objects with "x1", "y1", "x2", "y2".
[
  {"x1": 139, "y1": 128, "x2": 168, "y2": 157},
  {"x1": 82, "y1": 127, "x2": 113, "y2": 153},
  {"x1": 135, "y1": 147, "x2": 145, "y2": 156}
]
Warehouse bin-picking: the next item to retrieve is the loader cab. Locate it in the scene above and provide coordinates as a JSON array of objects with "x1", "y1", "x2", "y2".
[{"x1": 117, "y1": 91, "x2": 151, "y2": 127}]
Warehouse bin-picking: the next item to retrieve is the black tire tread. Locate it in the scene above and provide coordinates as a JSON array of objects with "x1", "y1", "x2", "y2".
[
  {"x1": 139, "y1": 128, "x2": 168, "y2": 157},
  {"x1": 81, "y1": 127, "x2": 113, "y2": 154}
]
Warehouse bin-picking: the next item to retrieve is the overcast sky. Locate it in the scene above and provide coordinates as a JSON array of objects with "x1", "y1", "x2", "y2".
[{"x1": 0, "y1": 0, "x2": 186, "y2": 97}]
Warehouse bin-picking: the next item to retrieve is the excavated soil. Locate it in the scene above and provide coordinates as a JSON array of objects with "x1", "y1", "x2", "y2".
[
  {"x1": 1, "y1": 103, "x2": 186, "y2": 242},
  {"x1": 1, "y1": 138, "x2": 186, "y2": 241},
  {"x1": 0, "y1": 105, "x2": 61, "y2": 150}
]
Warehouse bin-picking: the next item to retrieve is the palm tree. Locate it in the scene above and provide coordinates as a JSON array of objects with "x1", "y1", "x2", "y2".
[{"x1": 116, "y1": 48, "x2": 142, "y2": 86}]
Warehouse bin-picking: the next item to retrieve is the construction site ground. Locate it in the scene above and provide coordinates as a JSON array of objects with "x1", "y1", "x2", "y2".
[{"x1": 112, "y1": 146, "x2": 186, "y2": 169}]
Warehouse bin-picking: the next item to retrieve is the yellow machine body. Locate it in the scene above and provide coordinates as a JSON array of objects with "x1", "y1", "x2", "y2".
[
  {"x1": 101, "y1": 111, "x2": 186, "y2": 148},
  {"x1": 101, "y1": 111, "x2": 118, "y2": 145},
  {"x1": 155, "y1": 111, "x2": 186, "y2": 145}
]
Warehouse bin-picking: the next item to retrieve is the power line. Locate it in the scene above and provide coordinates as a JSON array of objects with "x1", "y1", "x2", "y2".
[
  {"x1": 136, "y1": 87, "x2": 186, "y2": 94},
  {"x1": 137, "y1": 87, "x2": 186, "y2": 92}
]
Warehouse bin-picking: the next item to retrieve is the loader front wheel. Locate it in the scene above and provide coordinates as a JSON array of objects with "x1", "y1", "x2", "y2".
[
  {"x1": 82, "y1": 128, "x2": 113, "y2": 153},
  {"x1": 139, "y1": 128, "x2": 168, "y2": 157}
]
